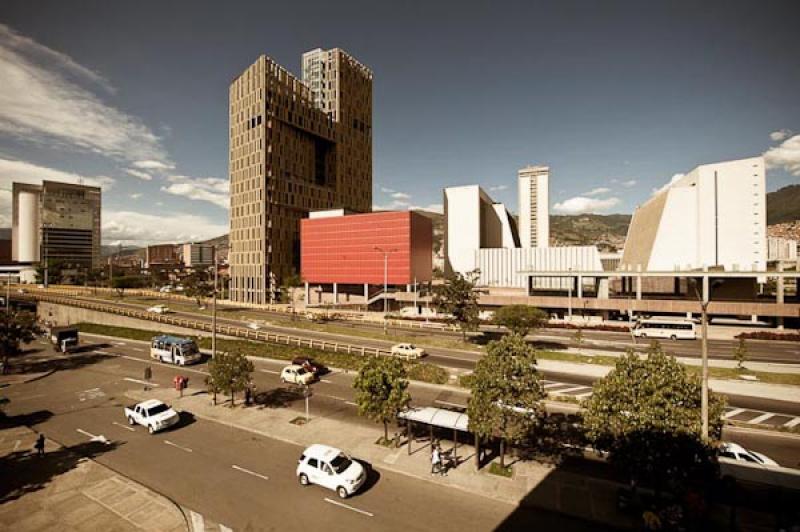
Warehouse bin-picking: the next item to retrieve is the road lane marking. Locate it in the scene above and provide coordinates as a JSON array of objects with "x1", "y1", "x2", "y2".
[
  {"x1": 112, "y1": 421, "x2": 135, "y2": 432},
  {"x1": 14, "y1": 393, "x2": 46, "y2": 401},
  {"x1": 13, "y1": 440, "x2": 20, "y2": 451},
  {"x1": 260, "y1": 369, "x2": 280, "y2": 375},
  {"x1": 164, "y1": 440, "x2": 193, "y2": 453},
  {"x1": 723, "y1": 408, "x2": 746, "y2": 419},
  {"x1": 784, "y1": 418, "x2": 800, "y2": 428},
  {"x1": 748, "y1": 413, "x2": 775, "y2": 425},
  {"x1": 543, "y1": 382, "x2": 567, "y2": 389},
  {"x1": 328, "y1": 396, "x2": 350, "y2": 402},
  {"x1": 232, "y1": 464, "x2": 270, "y2": 481},
  {"x1": 113, "y1": 341, "x2": 126, "y2": 346},
  {"x1": 124, "y1": 377, "x2": 160, "y2": 387},
  {"x1": 435, "y1": 400, "x2": 466, "y2": 409},
  {"x1": 549, "y1": 386, "x2": 588, "y2": 395},
  {"x1": 189, "y1": 511, "x2": 204, "y2": 531},
  {"x1": 320, "y1": 379, "x2": 333, "y2": 383},
  {"x1": 94, "y1": 350, "x2": 110, "y2": 355},
  {"x1": 324, "y1": 497, "x2": 374, "y2": 517},
  {"x1": 345, "y1": 401, "x2": 357, "y2": 406},
  {"x1": 574, "y1": 391, "x2": 593, "y2": 399},
  {"x1": 76, "y1": 428, "x2": 110, "y2": 444}
]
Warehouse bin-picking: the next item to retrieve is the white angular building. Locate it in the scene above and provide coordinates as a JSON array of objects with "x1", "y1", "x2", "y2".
[
  {"x1": 621, "y1": 156, "x2": 766, "y2": 272},
  {"x1": 518, "y1": 165, "x2": 549, "y2": 248}
]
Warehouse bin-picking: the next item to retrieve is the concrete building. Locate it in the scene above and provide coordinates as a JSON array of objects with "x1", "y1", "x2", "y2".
[
  {"x1": 228, "y1": 48, "x2": 373, "y2": 304},
  {"x1": 443, "y1": 185, "x2": 518, "y2": 276},
  {"x1": 300, "y1": 210, "x2": 432, "y2": 306},
  {"x1": 182, "y1": 243, "x2": 216, "y2": 268},
  {"x1": 11, "y1": 180, "x2": 101, "y2": 270},
  {"x1": 768, "y1": 237, "x2": 798, "y2": 262},
  {"x1": 622, "y1": 156, "x2": 766, "y2": 272},
  {"x1": 518, "y1": 165, "x2": 549, "y2": 248},
  {"x1": 145, "y1": 244, "x2": 180, "y2": 269}
]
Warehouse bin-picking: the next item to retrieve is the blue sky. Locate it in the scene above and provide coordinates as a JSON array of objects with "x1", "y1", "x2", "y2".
[{"x1": 0, "y1": 0, "x2": 798, "y2": 244}]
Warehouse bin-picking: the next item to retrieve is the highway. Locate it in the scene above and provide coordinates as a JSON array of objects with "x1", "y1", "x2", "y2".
[{"x1": 3, "y1": 340, "x2": 616, "y2": 531}]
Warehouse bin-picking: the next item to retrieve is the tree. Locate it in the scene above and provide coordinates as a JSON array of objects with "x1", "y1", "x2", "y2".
[
  {"x1": 85, "y1": 268, "x2": 105, "y2": 294},
  {"x1": 1, "y1": 310, "x2": 43, "y2": 374},
  {"x1": 583, "y1": 342, "x2": 725, "y2": 494},
  {"x1": 280, "y1": 271, "x2": 304, "y2": 320},
  {"x1": 353, "y1": 356, "x2": 411, "y2": 442},
  {"x1": 572, "y1": 328, "x2": 584, "y2": 348},
  {"x1": 433, "y1": 269, "x2": 481, "y2": 340},
  {"x1": 467, "y1": 334, "x2": 545, "y2": 468},
  {"x1": 111, "y1": 275, "x2": 146, "y2": 298},
  {"x1": 494, "y1": 305, "x2": 547, "y2": 337},
  {"x1": 183, "y1": 270, "x2": 213, "y2": 308},
  {"x1": 207, "y1": 351, "x2": 254, "y2": 406},
  {"x1": 733, "y1": 338, "x2": 748, "y2": 370}
]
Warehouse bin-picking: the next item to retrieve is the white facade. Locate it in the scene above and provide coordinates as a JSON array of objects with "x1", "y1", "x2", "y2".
[
  {"x1": 768, "y1": 237, "x2": 798, "y2": 262},
  {"x1": 443, "y1": 185, "x2": 518, "y2": 276},
  {"x1": 476, "y1": 246, "x2": 602, "y2": 289},
  {"x1": 622, "y1": 156, "x2": 767, "y2": 272},
  {"x1": 518, "y1": 165, "x2": 549, "y2": 248},
  {"x1": 13, "y1": 188, "x2": 40, "y2": 262}
]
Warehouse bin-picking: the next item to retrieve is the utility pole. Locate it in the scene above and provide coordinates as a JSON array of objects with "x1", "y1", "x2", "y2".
[
  {"x1": 42, "y1": 225, "x2": 49, "y2": 289},
  {"x1": 5, "y1": 273, "x2": 10, "y2": 312},
  {"x1": 374, "y1": 246, "x2": 397, "y2": 335},
  {"x1": 700, "y1": 298, "x2": 709, "y2": 440},
  {"x1": 212, "y1": 247, "x2": 218, "y2": 359}
]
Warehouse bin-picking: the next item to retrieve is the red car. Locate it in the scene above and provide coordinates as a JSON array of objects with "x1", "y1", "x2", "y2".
[{"x1": 291, "y1": 356, "x2": 325, "y2": 375}]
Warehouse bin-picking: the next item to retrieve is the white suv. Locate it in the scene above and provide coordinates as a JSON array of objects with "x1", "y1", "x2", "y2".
[
  {"x1": 390, "y1": 343, "x2": 425, "y2": 359},
  {"x1": 297, "y1": 444, "x2": 366, "y2": 498},
  {"x1": 281, "y1": 364, "x2": 315, "y2": 385}
]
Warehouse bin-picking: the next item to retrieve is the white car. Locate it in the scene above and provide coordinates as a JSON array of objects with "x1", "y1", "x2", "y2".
[
  {"x1": 147, "y1": 304, "x2": 171, "y2": 314},
  {"x1": 390, "y1": 343, "x2": 425, "y2": 359},
  {"x1": 719, "y1": 442, "x2": 779, "y2": 467},
  {"x1": 159, "y1": 286, "x2": 173, "y2": 293},
  {"x1": 281, "y1": 364, "x2": 315, "y2": 385},
  {"x1": 247, "y1": 322, "x2": 262, "y2": 330},
  {"x1": 297, "y1": 444, "x2": 366, "y2": 499},
  {"x1": 123, "y1": 399, "x2": 179, "y2": 434}
]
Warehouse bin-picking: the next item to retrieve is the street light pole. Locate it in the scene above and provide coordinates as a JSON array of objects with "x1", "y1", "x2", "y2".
[
  {"x1": 212, "y1": 247, "x2": 218, "y2": 359},
  {"x1": 374, "y1": 246, "x2": 397, "y2": 335},
  {"x1": 700, "y1": 299, "x2": 709, "y2": 440}
]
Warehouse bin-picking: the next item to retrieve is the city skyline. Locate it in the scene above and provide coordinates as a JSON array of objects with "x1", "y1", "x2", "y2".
[{"x1": 0, "y1": 1, "x2": 799, "y2": 245}]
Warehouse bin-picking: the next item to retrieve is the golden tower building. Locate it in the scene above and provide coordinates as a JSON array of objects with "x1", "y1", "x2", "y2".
[{"x1": 228, "y1": 48, "x2": 372, "y2": 304}]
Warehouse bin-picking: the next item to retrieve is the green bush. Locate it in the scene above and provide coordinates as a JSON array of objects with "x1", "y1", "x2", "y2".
[{"x1": 406, "y1": 363, "x2": 448, "y2": 385}]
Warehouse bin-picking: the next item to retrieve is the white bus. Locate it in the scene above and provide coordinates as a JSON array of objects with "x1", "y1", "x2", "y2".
[
  {"x1": 150, "y1": 335, "x2": 201, "y2": 366},
  {"x1": 632, "y1": 318, "x2": 697, "y2": 340}
]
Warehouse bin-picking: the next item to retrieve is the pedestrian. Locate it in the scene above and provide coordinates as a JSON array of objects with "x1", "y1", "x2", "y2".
[
  {"x1": 34, "y1": 434, "x2": 45, "y2": 456},
  {"x1": 144, "y1": 366, "x2": 152, "y2": 391},
  {"x1": 431, "y1": 444, "x2": 441, "y2": 475}
]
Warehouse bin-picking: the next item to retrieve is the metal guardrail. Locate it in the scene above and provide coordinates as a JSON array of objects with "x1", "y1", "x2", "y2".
[{"x1": 21, "y1": 291, "x2": 418, "y2": 360}]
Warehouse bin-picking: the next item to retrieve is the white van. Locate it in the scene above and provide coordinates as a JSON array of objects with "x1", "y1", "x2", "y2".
[{"x1": 632, "y1": 318, "x2": 696, "y2": 340}]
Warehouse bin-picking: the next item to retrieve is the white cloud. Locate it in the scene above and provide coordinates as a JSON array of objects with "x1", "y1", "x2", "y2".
[
  {"x1": 391, "y1": 191, "x2": 411, "y2": 200},
  {"x1": 130, "y1": 193, "x2": 142, "y2": 199},
  {"x1": 161, "y1": 175, "x2": 229, "y2": 209},
  {"x1": 125, "y1": 168, "x2": 152, "y2": 181},
  {"x1": 373, "y1": 201, "x2": 444, "y2": 214},
  {"x1": 103, "y1": 210, "x2": 227, "y2": 245},
  {"x1": 770, "y1": 129, "x2": 792, "y2": 142},
  {"x1": 411, "y1": 203, "x2": 444, "y2": 214},
  {"x1": 620, "y1": 179, "x2": 637, "y2": 187},
  {"x1": 553, "y1": 196, "x2": 620, "y2": 215},
  {"x1": 765, "y1": 134, "x2": 800, "y2": 176},
  {"x1": 133, "y1": 160, "x2": 174, "y2": 170},
  {"x1": 0, "y1": 157, "x2": 115, "y2": 227},
  {"x1": 489, "y1": 184, "x2": 508, "y2": 192},
  {"x1": 379, "y1": 186, "x2": 395, "y2": 194},
  {"x1": 585, "y1": 187, "x2": 611, "y2": 196},
  {"x1": 0, "y1": 23, "x2": 167, "y2": 163},
  {"x1": 651, "y1": 173, "x2": 685, "y2": 196}
]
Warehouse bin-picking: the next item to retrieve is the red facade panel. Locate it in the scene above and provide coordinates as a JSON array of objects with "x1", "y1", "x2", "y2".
[{"x1": 301, "y1": 211, "x2": 432, "y2": 285}]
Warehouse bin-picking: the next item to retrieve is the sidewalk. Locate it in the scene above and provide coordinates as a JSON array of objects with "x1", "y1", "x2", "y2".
[
  {"x1": 128, "y1": 386, "x2": 634, "y2": 529},
  {"x1": 0, "y1": 425, "x2": 187, "y2": 532}
]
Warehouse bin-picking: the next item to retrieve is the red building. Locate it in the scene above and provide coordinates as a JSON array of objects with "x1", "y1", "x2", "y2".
[{"x1": 301, "y1": 210, "x2": 433, "y2": 286}]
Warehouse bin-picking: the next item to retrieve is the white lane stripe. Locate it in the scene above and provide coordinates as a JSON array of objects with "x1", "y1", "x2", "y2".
[
  {"x1": 723, "y1": 408, "x2": 746, "y2": 419},
  {"x1": 435, "y1": 400, "x2": 466, "y2": 409},
  {"x1": 328, "y1": 396, "x2": 350, "y2": 402},
  {"x1": 130, "y1": 347, "x2": 144, "y2": 352},
  {"x1": 219, "y1": 526, "x2": 233, "y2": 532},
  {"x1": 784, "y1": 418, "x2": 800, "y2": 428},
  {"x1": 232, "y1": 464, "x2": 269, "y2": 481},
  {"x1": 748, "y1": 413, "x2": 775, "y2": 425},
  {"x1": 320, "y1": 379, "x2": 333, "y2": 383},
  {"x1": 164, "y1": 440, "x2": 192, "y2": 453},
  {"x1": 323, "y1": 497, "x2": 374, "y2": 517},
  {"x1": 549, "y1": 386, "x2": 589, "y2": 395},
  {"x1": 112, "y1": 421, "x2": 135, "y2": 432},
  {"x1": 345, "y1": 401, "x2": 357, "y2": 406},
  {"x1": 260, "y1": 369, "x2": 280, "y2": 375},
  {"x1": 574, "y1": 391, "x2": 593, "y2": 399},
  {"x1": 13, "y1": 440, "x2": 20, "y2": 451},
  {"x1": 189, "y1": 510, "x2": 204, "y2": 531},
  {"x1": 95, "y1": 350, "x2": 110, "y2": 355},
  {"x1": 543, "y1": 382, "x2": 568, "y2": 389},
  {"x1": 123, "y1": 377, "x2": 160, "y2": 387}
]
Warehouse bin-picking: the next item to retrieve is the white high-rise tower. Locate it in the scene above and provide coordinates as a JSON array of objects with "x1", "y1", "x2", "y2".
[{"x1": 518, "y1": 165, "x2": 549, "y2": 248}]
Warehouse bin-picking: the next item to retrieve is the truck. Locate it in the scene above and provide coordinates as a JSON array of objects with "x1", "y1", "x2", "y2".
[
  {"x1": 123, "y1": 399, "x2": 180, "y2": 434},
  {"x1": 49, "y1": 326, "x2": 79, "y2": 353},
  {"x1": 150, "y1": 335, "x2": 201, "y2": 366}
]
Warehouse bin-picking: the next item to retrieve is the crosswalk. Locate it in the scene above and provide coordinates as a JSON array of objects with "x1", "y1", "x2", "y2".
[
  {"x1": 722, "y1": 406, "x2": 800, "y2": 429},
  {"x1": 186, "y1": 508, "x2": 233, "y2": 532},
  {"x1": 543, "y1": 380, "x2": 594, "y2": 400}
]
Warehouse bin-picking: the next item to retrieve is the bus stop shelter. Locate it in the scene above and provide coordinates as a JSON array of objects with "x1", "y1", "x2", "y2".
[{"x1": 398, "y1": 407, "x2": 470, "y2": 462}]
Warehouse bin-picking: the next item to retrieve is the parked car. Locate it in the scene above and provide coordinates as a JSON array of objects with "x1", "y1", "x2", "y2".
[
  {"x1": 292, "y1": 356, "x2": 325, "y2": 374},
  {"x1": 159, "y1": 286, "x2": 173, "y2": 293},
  {"x1": 390, "y1": 343, "x2": 425, "y2": 359},
  {"x1": 147, "y1": 304, "x2": 171, "y2": 314},
  {"x1": 719, "y1": 442, "x2": 779, "y2": 467},
  {"x1": 297, "y1": 444, "x2": 366, "y2": 499},
  {"x1": 247, "y1": 322, "x2": 262, "y2": 330},
  {"x1": 123, "y1": 399, "x2": 179, "y2": 434},
  {"x1": 281, "y1": 364, "x2": 315, "y2": 385}
]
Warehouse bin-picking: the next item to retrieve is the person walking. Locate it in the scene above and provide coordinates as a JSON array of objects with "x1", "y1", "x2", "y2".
[
  {"x1": 144, "y1": 366, "x2": 152, "y2": 391},
  {"x1": 431, "y1": 444, "x2": 441, "y2": 475},
  {"x1": 34, "y1": 434, "x2": 45, "y2": 456}
]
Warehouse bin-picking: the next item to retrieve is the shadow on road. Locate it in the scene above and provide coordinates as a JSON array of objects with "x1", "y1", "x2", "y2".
[
  {"x1": 168, "y1": 411, "x2": 196, "y2": 431},
  {"x1": 253, "y1": 386, "x2": 305, "y2": 409},
  {"x1": 0, "y1": 439, "x2": 122, "y2": 504},
  {"x1": 0, "y1": 410, "x2": 54, "y2": 430},
  {"x1": 352, "y1": 459, "x2": 381, "y2": 495},
  {"x1": 7, "y1": 351, "x2": 114, "y2": 376}
]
